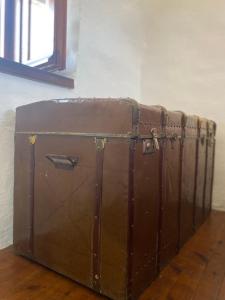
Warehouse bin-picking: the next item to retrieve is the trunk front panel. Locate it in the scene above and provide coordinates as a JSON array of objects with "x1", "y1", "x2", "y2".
[
  {"x1": 14, "y1": 134, "x2": 34, "y2": 256},
  {"x1": 14, "y1": 134, "x2": 129, "y2": 300},
  {"x1": 159, "y1": 137, "x2": 181, "y2": 269},
  {"x1": 33, "y1": 136, "x2": 96, "y2": 287},
  {"x1": 100, "y1": 141, "x2": 129, "y2": 300}
]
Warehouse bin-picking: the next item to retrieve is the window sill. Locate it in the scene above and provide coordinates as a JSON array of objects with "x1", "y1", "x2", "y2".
[{"x1": 0, "y1": 58, "x2": 74, "y2": 89}]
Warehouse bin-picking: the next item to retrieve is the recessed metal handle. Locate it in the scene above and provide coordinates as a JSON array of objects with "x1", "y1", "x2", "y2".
[{"x1": 46, "y1": 154, "x2": 79, "y2": 170}]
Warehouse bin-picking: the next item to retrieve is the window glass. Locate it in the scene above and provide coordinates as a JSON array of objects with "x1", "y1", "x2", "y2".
[
  {"x1": 29, "y1": 0, "x2": 54, "y2": 65},
  {"x1": 15, "y1": 0, "x2": 55, "y2": 66},
  {"x1": 0, "y1": 0, "x2": 5, "y2": 57}
]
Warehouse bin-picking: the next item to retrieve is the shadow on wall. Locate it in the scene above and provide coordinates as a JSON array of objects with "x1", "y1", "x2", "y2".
[{"x1": 0, "y1": 110, "x2": 15, "y2": 249}]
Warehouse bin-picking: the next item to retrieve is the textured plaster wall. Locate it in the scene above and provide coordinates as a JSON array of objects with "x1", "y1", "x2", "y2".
[
  {"x1": 0, "y1": 0, "x2": 225, "y2": 249},
  {"x1": 140, "y1": 0, "x2": 225, "y2": 212}
]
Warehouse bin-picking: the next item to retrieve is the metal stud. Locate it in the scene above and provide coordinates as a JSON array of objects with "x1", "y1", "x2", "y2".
[{"x1": 94, "y1": 274, "x2": 99, "y2": 280}]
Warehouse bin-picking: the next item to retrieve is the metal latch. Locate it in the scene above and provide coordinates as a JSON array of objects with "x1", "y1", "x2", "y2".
[
  {"x1": 28, "y1": 135, "x2": 37, "y2": 145},
  {"x1": 170, "y1": 133, "x2": 178, "y2": 150},
  {"x1": 143, "y1": 128, "x2": 160, "y2": 154},
  {"x1": 151, "y1": 128, "x2": 160, "y2": 150},
  {"x1": 95, "y1": 138, "x2": 107, "y2": 151}
]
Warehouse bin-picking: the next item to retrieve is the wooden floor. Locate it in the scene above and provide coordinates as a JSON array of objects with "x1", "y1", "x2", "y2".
[{"x1": 1, "y1": 211, "x2": 225, "y2": 300}]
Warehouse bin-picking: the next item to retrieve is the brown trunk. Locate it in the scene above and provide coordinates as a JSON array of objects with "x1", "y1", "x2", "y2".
[{"x1": 14, "y1": 98, "x2": 216, "y2": 300}]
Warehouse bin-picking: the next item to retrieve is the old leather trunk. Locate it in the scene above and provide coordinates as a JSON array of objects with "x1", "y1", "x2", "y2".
[
  {"x1": 14, "y1": 99, "x2": 162, "y2": 300},
  {"x1": 14, "y1": 98, "x2": 216, "y2": 300}
]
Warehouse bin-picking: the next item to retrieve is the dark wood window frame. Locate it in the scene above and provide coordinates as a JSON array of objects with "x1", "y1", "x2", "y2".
[{"x1": 0, "y1": 0, "x2": 74, "y2": 89}]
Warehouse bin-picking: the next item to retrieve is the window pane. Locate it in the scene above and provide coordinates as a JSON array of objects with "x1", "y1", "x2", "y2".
[
  {"x1": 0, "y1": 0, "x2": 5, "y2": 57},
  {"x1": 15, "y1": 0, "x2": 55, "y2": 66},
  {"x1": 21, "y1": 0, "x2": 29, "y2": 63},
  {"x1": 29, "y1": 0, "x2": 54, "y2": 65}
]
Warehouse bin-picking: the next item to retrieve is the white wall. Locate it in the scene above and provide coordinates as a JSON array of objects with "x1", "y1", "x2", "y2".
[
  {"x1": 140, "y1": 0, "x2": 225, "y2": 211},
  {"x1": 0, "y1": 0, "x2": 225, "y2": 249},
  {"x1": 75, "y1": 0, "x2": 143, "y2": 98}
]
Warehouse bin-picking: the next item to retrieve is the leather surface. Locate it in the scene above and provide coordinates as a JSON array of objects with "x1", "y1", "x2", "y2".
[
  {"x1": 158, "y1": 111, "x2": 182, "y2": 270},
  {"x1": 16, "y1": 99, "x2": 137, "y2": 135},
  {"x1": 204, "y1": 121, "x2": 216, "y2": 217},
  {"x1": 100, "y1": 141, "x2": 129, "y2": 300},
  {"x1": 14, "y1": 134, "x2": 33, "y2": 256},
  {"x1": 131, "y1": 140, "x2": 160, "y2": 299},
  {"x1": 194, "y1": 118, "x2": 207, "y2": 229},
  {"x1": 179, "y1": 116, "x2": 198, "y2": 247},
  {"x1": 130, "y1": 105, "x2": 164, "y2": 299},
  {"x1": 33, "y1": 136, "x2": 96, "y2": 287}
]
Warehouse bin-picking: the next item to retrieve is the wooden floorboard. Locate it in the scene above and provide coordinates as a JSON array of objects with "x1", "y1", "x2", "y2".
[{"x1": 0, "y1": 210, "x2": 225, "y2": 300}]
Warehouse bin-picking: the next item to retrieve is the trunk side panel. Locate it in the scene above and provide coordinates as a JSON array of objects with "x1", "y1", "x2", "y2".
[
  {"x1": 194, "y1": 119, "x2": 207, "y2": 229},
  {"x1": 204, "y1": 121, "x2": 216, "y2": 217},
  {"x1": 131, "y1": 142, "x2": 160, "y2": 300},
  {"x1": 159, "y1": 112, "x2": 182, "y2": 270},
  {"x1": 180, "y1": 117, "x2": 198, "y2": 247},
  {"x1": 130, "y1": 106, "x2": 163, "y2": 300},
  {"x1": 100, "y1": 141, "x2": 129, "y2": 300}
]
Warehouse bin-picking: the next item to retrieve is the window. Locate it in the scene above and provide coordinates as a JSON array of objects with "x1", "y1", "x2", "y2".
[{"x1": 0, "y1": 0, "x2": 74, "y2": 88}]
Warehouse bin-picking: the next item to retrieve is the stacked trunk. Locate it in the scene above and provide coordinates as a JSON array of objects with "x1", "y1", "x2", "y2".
[{"x1": 14, "y1": 99, "x2": 216, "y2": 300}]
